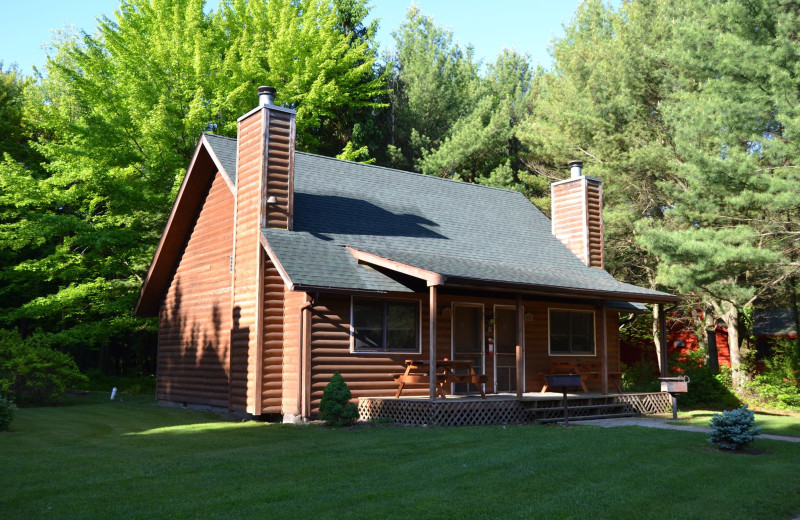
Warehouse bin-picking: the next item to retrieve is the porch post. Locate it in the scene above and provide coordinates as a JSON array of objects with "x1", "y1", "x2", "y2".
[
  {"x1": 658, "y1": 303, "x2": 668, "y2": 378},
  {"x1": 516, "y1": 294, "x2": 524, "y2": 399},
  {"x1": 600, "y1": 301, "x2": 608, "y2": 395},
  {"x1": 429, "y1": 285, "x2": 437, "y2": 400}
]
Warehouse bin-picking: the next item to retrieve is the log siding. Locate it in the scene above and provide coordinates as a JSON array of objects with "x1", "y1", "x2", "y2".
[
  {"x1": 157, "y1": 170, "x2": 234, "y2": 408},
  {"x1": 307, "y1": 292, "x2": 623, "y2": 415}
]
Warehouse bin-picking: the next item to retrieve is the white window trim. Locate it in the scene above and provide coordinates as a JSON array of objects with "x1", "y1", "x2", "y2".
[
  {"x1": 349, "y1": 296, "x2": 423, "y2": 355},
  {"x1": 547, "y1": 307, "x2": 597, "y2": 356}
]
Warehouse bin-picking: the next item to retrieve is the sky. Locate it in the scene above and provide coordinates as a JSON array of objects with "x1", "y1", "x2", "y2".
[{"x1": 1, "y1": 0, "x2": 582, "y2": 75}]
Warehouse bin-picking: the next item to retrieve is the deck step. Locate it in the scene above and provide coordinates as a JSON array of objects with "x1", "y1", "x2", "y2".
[
  {"x1": 527, "y1": 402, "x2": 639, "y2": 423},
  {"x1": 536, "y1": 412, "x2": 637, "y2": 424}
]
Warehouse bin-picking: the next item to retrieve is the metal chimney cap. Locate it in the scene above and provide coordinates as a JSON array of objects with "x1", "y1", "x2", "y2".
[
  {"x1": 258, "y1": 86, "x2": 276, "y2": 106},
  {"x1": 568, "y1": 160, "x2": 583, "y2": 179}
]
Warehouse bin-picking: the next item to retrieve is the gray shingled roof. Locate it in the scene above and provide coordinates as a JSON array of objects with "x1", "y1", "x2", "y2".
[
  {"x1": 204, "y1": 135, "x2": 676, "y2": 302},
  {"x1": 203, "y1": 133, "x2": 237, "y2": 185}
]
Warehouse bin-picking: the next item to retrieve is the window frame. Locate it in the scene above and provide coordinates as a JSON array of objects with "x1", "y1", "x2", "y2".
[
  {"x1": 350, "y1": 297, "x2": 422, "y2": 354},
  {"x1": 547, "y1": 308, "x2": 596, "y2": 356}
]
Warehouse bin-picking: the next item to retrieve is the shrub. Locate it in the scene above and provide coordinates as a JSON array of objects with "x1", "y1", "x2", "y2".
[
  {"x1": 0, "y1": 329, "x2": 87, "y2": 406},
  {"x1": 621, "y1": 360, "x2": 660, "y2": 392},
  {"x1": 743, "y1": 339, "x2": 800, "y2": 410},
  {"x1": 708, "y1": 405, "x2": 761, "y2": 450},
  {"x1": 0, "y1": 395, "x2": 16, "y2": 431},
  {"x1": 670, "y1": 348, "x2": 740, "y2": 410},
  {"x1": 319, "y1": 372, "x2": 358, "y2": 427}
]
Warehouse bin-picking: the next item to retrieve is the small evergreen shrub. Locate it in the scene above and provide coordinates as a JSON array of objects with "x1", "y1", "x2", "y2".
[
  {"x1": 708, "y1": 405, "x2": 761, "y2": 450},
  {"x1": 319, "y1": 372, "x2": 358, "y2": 427},
  {"x1": 0, "y1": 329, "x2": 87, "y2": 405},
  {"x1": 0, "y1": 395, "x2": 16, "y2": 431}
]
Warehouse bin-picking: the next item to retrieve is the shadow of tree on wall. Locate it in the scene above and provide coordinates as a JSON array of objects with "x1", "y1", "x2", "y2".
[{"x1": 159, "y1": 279, "x2": 233, "y2": 409}]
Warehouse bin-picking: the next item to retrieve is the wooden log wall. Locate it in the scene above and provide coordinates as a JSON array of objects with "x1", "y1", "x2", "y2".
[
  {"x1": 260, "y1": 257, "x2": 286, "y2": 414},
  {"x1": 307, "y1": 292, "x2": 622, "y2": 415},
  {"x1": 551, "y1": 177, "x2": 604, "y2": 268},
  {"x1": 231, "y1": 110, "x2": 264, "y2": 413},
  {"x1": 157, "y1": 171, "x2": 233, "y2": 409},
  {"x1": 263, "y1": 110, "x2": 295, "y2": 230}
]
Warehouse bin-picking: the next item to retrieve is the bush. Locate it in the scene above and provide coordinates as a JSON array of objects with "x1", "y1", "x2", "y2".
[
  {"x1": 319, "y1": 372, "x2": 358, "y2": 427},
  {"x1": 0, "y1": 395, "x2": 16, "y2": 431},
  {"x1": 621, "y1": 360, "x2": 660, "y2": 392},
  {"x1": 743, "y1": 339, "x2": 800, "y2": 410},
  {"x1": 708, "y1": 405, "x2": 761, "y2": 450},
  {"x1": 0, "y1": 329, "x2": 87, "y2": 406},
  {"x1": 670, "y1": 349, "x2": 741, "y2": 410}
]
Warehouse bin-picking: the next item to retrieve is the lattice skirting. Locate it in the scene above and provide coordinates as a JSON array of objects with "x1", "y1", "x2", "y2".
[
  {"x1": 359, "y1": 398, "x2": 527, "y2": 427},
  {"x1": 616, "y1": 392, "x2": 671, "y2": 414}
]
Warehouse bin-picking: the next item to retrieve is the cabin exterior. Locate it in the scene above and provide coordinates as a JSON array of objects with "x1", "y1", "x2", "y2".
[{"x1": 134, "y1": 86, "x2": 679, "y2": 420}]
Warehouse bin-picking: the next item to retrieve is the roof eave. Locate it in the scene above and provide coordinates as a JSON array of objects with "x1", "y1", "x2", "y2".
[{"x1": 442, "y1": 276, "x2": 680, "y2": 304}]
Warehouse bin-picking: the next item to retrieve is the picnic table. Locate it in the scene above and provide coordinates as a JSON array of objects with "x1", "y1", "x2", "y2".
[
  {"x1": 539, "y1": 360, "x2": 622, "y2": 393},
  {"x1": 394, "y1": 359, "x2": 487, "y2": 399}
]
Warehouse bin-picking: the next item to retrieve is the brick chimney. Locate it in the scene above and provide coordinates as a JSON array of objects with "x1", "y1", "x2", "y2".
[
  {"x1": 551, "y1": 161, "x2": 604, "y2": 268},
  {"x1": 231, "y1": 87, "x2": 296, "y2": 414}
]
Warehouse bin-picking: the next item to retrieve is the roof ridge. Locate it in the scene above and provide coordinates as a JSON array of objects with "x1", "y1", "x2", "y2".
[
  {"x1": 295, "y1": 150, "x2": 529, "y2": 196},
  {"x1": 202, "y1": 132, "x2": 237, "y2": 141}
]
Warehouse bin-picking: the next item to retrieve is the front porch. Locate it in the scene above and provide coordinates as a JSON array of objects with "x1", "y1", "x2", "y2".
[{"x1": 358, "y1": 391, "x2": 672, "y2": 427}]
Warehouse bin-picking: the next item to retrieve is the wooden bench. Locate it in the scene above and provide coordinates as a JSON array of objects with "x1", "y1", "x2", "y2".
[
  {"x1": 394, "y1": 360, "x2": 487, "y2": 399},
  {"x1": 575, "y1": 362, "x2": 623, "y2": 393}
]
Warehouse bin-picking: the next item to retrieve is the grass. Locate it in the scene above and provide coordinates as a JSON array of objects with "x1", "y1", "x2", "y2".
[
  {"x1": 3, "y1": 396, "x2": 800, "y2": 519},
  {"x1": 670, "y1": 409, "x2": 800, "y2": 438}
]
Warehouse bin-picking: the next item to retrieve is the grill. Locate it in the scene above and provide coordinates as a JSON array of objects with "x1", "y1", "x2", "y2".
[{"x1": 658, "y1": 376, "x2": 690, "y2": 420}]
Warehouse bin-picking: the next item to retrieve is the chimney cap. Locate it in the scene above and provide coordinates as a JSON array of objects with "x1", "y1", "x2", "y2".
[
  {"x1": 257, "y1": 86, "x2": 277, "y2": 106},
  {"x1": 258, "y1": 85, "x2": 276, "y2": 96},
  {"x1": 568, "y1": 160, "x2": 583, "y2": 179}
]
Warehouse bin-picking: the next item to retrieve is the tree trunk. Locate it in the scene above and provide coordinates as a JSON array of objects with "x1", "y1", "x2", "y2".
[
  {"x1": 652, "y1": 305, "x2": 663, "y2": 374},
  {"x1": 704, "y1": 305, "x2": 719, "y2": 372},
  {"x1": 720, "y1": 303, "x2": 745, "y2": 390}
]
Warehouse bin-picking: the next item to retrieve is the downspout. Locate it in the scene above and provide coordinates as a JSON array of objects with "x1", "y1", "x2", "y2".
[{"x1": 299, "y1": 293, "x2": 316, "y2": 419}]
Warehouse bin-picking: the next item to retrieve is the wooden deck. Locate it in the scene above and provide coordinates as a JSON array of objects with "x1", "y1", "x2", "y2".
[{"x1": 357, "y1": 392, "x2": 671, "y2": 427}]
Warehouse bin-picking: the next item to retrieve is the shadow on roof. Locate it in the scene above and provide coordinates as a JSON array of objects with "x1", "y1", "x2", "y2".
[{"x1": 293, "y1": 193, "x2": 446, "y2": 240}]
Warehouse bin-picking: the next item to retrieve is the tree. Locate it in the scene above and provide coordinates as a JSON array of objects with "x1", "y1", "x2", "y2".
[
  {"x1": 418, "y1": 49, "x2": 536, "y2": 193},
  {"x1": 385, "y1": 6, "x2": 478, "y2": 171},
  {"x1": 637, "y1": 0, "x2": 800, "y2": 386},
  {"x1": 0, "y1": 0, "x2": 386, "y2": 372}
]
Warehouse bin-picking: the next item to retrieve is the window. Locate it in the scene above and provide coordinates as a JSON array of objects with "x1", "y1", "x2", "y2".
[
  {"x1": 352, "y1": 298, "x2": 420, "y2": 352},
  {"x1": 549, "y1": 309, "x2": 595, "y2": 355}
]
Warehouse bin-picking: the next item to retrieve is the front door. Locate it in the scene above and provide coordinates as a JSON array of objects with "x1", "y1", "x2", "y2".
[
  {"x1": 452, "y1": 304, "x2": 484, "y2": 394},
  {"x1": 494, "y1": 306, "x2": 518, "y2": 393}
]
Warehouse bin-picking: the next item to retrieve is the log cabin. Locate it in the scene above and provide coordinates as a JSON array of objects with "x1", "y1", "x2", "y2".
[{"x1": 134, "y1": 86, "x2": 679, "y2": 421}]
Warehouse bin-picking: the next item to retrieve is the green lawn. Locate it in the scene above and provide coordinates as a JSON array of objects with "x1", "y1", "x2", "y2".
[
  {"x1": 670, "y1": 409, "x2": 800, "y2": 437},
  {"x1": 3, "y1": 395, "x2": 800, "y2": 519}
]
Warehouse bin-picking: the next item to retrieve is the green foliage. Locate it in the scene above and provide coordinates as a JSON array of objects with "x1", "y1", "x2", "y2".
[
  {"x1": 708, "y1": 405, "x2": 762, "y2": 451},
  {"x1": 0, "y1": 0, "x2": 385, "y2": 371},
  {"x1": 0, "y1": 395, "x2": 16, "y2": 431},
  {"x1": 318, "y1": 372, "x2": 358, "y2": 427},
  {"x1": 75, "y1": 369, "x2": 156, "y2": 395},
  {"x1": 385, "y1": 6, "x2": 479, "y2": 171},
  {"x1": 0, "y1": 329, "x2": 87, "y2": 405},
  {"x1": 744, "y1": 340, "x2": 800, "y2": 410},
  {"x1": 671, "y1": 348, "x2": 741, "y2": 410},
  {"x1": 620, "y1": 360, "x2": 660, "y2": 393}
]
